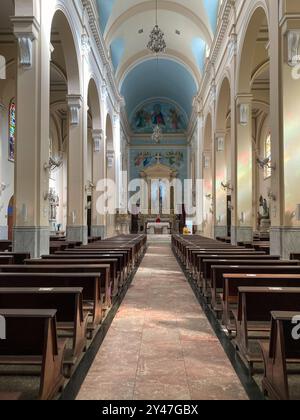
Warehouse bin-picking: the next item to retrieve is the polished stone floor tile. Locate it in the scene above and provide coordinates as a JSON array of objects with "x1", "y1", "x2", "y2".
[{"x1": 77, "y1": 243, "x2": 248, "y2": 401}]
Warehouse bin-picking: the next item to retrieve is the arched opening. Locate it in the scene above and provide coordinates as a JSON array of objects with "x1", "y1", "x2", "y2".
[
  {"x1": 105, "y1": 114, "x2": 116, "y2": 237},
  {"x1": 203, "y1": 113, "x2": 213, "y2": 238},
  {"x1": 87, "y1": 78, "x2": 102, "y2": 238},
  {"x1": 236, "y1": 6, "x2": 270, "y2": 241},
  {"x1": 215, "y1": 77, "x2": 232, "y2": 238},
  {"x1": 48, "y1": 10, "x2": 81, "y2": 240}
]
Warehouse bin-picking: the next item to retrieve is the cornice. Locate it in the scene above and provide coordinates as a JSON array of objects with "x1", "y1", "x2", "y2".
[{"x1": 81, "y1": 0, "x2": 123, "y2": 111}]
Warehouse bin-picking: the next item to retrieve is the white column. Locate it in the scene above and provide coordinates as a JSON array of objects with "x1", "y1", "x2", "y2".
[{"x1": 12, "y1": 13, "x2": 51, "y2": 257}]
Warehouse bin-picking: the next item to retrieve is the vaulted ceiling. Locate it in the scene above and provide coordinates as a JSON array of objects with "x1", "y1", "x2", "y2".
[{"x1": 97, "y1": 0, "x2": 220, "y2": 124}]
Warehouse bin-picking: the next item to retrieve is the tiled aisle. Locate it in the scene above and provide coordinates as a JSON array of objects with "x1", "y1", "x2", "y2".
[{"x1": 77, "y1": 244, "x2": 248, "y2": 400}]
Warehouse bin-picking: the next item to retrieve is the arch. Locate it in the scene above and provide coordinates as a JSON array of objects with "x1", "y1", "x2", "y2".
[
  {"x1": 237, "y1": 3, "x2": 270, "y2": 92},
  {"x1": 117, "y1": 50, "x2": 200, "y2": 90},
  {"x1": 204, "y1": 113, "x2": 213, "y2": 150},
  {"x1": 105, "y1": 113, "x2": 114, "y2": 152},
  {"x1": 50, "y1": 9, "x2": 81, "y2": 94},
  {"x1": 87, "y1": 77, "x2": 102, "y2": 131},
  {"x1": 216, "y1": 76, "x2": 231, "y2": 130},
  {"x1": 105, "y1": 0, "x2": 213, "y2": 47}
]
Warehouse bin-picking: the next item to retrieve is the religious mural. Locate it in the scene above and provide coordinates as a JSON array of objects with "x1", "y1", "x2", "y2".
[
  {"x1": 131, "y1": 102, "x2": 187, "y2": 133},
  {"x1": 134, "y1": 151, "x2": 184, "y2": 169},
  {"x1": 130, "y1": 147, "x2": 188, "y2": 185}
]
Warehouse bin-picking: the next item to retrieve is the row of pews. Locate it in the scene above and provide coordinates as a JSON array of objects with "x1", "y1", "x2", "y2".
[
  {"x1": 172, "y1": 234, "x2": 300, "y2": 400},
  {"x1": 0, "y1": 234, "x2": 147, "y2": 400}
]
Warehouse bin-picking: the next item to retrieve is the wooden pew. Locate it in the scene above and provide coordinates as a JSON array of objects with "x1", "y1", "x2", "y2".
[
  {"x1": 55, "y1": 250, "x2": 128, "y2": 284},
  {"x1": 0, "y1": 252, "x2": 30, "y2": 264},
  {"x1": 35, "y1": 257, "x2": 119, "y2": 299},
  {"x1": 0, "y1": 256, "x2": 13, "y2": 265},
  {"x1": 0, "y1": 241, "x2": 12, "y2": 252},
  {"x1": 197, "y1": 254, "x2": 281, "y2": 286},
  {"x1": 0, "y1": 273, "x2": 102, "y2": 327},
  {"x1": 189, "y1": 248, "x2": 263, "y2": 276},
  {"x1": 210, "y1": 262, "x2": 300, "y2": 313},
  {"x1": 233, "y1": 286, "x2": 300, "y2": 371},
  {"x1": 0, "y1": 309, "x2": 66, "y2": 400},
  {"x1": 204, "y1": 259, "x2": 299, "y2": 299},
  {"x1": 0, "y1": 287, "x2": 88, "y2": 366},
  {"x1": 260, "y1": 311, "x2": 300, "y2": 400},
  {"x1": 222, "y1": 272, "x2": 300, "y2": 334},
  {"x1": 0, "y1": 264, "x2": 111, "y2": 311}
]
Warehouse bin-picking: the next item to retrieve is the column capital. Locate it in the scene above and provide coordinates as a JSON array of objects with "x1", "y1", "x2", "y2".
[
  {"x1": 107, "y1": 150, "x2": 115, "y2": 168},
  {"x1": 11, "y1": 16, "x2": 40, "y2": 67},
  {"x1": 236, "y1": 94, "x2": 253, "y2": 127},
  {"x1": 235, "y1": 93, "x2": 253, "y2": 104},
  {"x1": 66, "y1": 94, "x2": 83, "y2": 126},
  {"x1": 92, "y1": 129, "x2": 104, "y2": 153}
]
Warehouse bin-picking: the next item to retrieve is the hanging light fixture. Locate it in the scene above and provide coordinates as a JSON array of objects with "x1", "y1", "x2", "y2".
[{"x1": 147, "y1": 0, "x2": 166, "y2": 54}]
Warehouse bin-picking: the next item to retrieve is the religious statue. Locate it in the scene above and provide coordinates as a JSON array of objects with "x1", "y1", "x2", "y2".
[
  {"x1": 48, "y1": 188, "x2": 59, "y2": 222},
  {"x1": 258, "y1": 195, "x2": 270, "y2": 232}
]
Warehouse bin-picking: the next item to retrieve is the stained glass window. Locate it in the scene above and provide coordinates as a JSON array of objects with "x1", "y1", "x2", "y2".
[
  {"x1": 264, "y1": 133, "x2": 271, "y2": 179},
  {"x1": 8, "y1": 99, "x2": 16, "y2": 162}
]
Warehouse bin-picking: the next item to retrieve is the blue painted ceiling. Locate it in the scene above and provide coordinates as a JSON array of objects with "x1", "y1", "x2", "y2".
[
  {"x1": 121, "y1": 59, "x2": 197, "y2": 119},
  {"x1": 97, "y1": 1, "x2": 220, "y2": 126}
]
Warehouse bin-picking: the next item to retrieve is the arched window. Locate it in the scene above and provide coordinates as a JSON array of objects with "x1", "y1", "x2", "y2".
[
  {"x1": 8, "y1": 99, "x2": 16, "y2": 162},
  {"x1": 264, "y1": 132, "x2": 271, "y2": 179}
]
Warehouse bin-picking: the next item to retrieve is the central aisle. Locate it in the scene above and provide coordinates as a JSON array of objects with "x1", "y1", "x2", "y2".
[{"x1": 77, "y1": 243, "x2": 248, "y2": 400}]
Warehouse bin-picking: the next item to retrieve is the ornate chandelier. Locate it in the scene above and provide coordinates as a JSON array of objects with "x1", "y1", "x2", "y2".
[
  {"x1": 152, "y1": 125, "x2": 163, "y2": 144},
  {"x1": 147, "y1": 0, "x2": 166, "y2": 54}
]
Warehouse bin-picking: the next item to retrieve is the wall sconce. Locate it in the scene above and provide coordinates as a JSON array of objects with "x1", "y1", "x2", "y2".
[
  {"x1": 221, "y1": 182, "x2": 234, "y2": 192},
  {"x1": 85, "y1": 181, "x2": 96, "y2": 193},
  {"x1": 256, "y1": 157, "x2": 276, "y2": 171},
  {"x1": 44, "y1": 155, "x2": 63, "y2": 172}
]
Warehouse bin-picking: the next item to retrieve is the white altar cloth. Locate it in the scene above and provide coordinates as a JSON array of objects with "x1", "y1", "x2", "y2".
[{"x1": 147, "y1": 222, "x2": 170, "y2": 234}]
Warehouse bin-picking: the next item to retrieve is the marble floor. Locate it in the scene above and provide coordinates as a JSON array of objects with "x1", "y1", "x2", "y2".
[{"x1": 77, "y1": 244, "x2": 248, "y2": 400}]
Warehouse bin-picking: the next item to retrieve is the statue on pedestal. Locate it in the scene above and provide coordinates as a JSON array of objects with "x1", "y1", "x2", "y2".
[{"x1": 258, "y1": 195, "x2": 271, "y2": 232}]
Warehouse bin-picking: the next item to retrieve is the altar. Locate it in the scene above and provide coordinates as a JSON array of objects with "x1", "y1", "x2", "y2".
[{"x1": 147, "y1": 222, "x2": 170, "y2": 235}]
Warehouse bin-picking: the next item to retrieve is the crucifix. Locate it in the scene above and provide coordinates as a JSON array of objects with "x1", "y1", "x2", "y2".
[{"x1": 155, "y1": 153, "x2": 162, "y2": 164}]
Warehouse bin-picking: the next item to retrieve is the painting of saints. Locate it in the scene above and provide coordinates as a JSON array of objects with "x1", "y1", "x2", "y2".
[
  {"x1": 143, "y1": 155, "x2": 153, "y2": 167},
  {"x1": 152, "y1": 104, "x2": 166, "y2": 127},
  {"x1": 135, "y1": 153, "x2": 145, "y2": 167},
  {"x1": 169, "y1": 108, "x2": 182, "y2": 130},
  {"x1": 135, "y1": 109, "x2": 147, "y2": 129}
]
